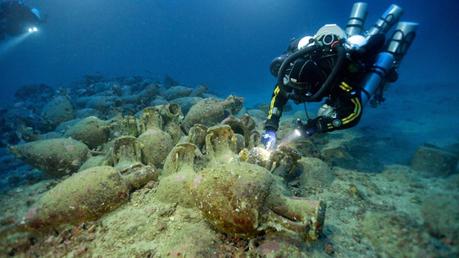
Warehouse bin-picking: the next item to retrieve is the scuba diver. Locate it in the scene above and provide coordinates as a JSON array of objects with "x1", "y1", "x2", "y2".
[
  {"x1": 261, "y1": 2, "x2": 418, "y2": 150},
  {"x1": 0, "y1": 0, "x2": 44, "y2": 40}
]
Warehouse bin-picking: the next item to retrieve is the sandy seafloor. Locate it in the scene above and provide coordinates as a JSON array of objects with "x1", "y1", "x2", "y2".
[{"x1": 0, "y1": 80, "x2": 458, "y2": 257}]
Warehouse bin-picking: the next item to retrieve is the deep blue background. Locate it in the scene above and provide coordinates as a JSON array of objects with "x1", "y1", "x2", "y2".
[{"x1": 1, "y1": 0, "x2": 458, "y2": 105}]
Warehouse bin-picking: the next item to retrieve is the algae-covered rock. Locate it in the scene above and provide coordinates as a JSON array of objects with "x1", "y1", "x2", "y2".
[
  {"x1": 411, "y1": 144, "x2": 458, "y2": 176},
  {"x1": 153, "y1": 207, "x2": 219, "y2": 257},
  {"x1": 361, "y1": 211, "x2": 439, "y2": 257},
  {"x1": 297, "y1": 157, "x2": 335, "y2": 190},
  {"x1": 249, "y1": 235, "x2": 305, "y2": 257},
  {"x1": 24, "y1": 166, "x2": 129, "y2": 229},
  {"x1": 88, "y1": 203, "x2": 218, "y2": 257},
  {"x1": 421, "y1": 193, "x2": 459, "y2": 244},
  {"x1": 41, "y1": 96, "x2": 74, "y2": 128},
  {"x1": 321, "y1": 145, "x2": 355, "y2": 168},
  {"x1": 9, "y1": 138, "x2": 89, "y2": 177},
  {"x1": 182, "y1": 95, "x2": 244, "y2": 132},
  {"x1": 64, "y1": 116, "x2": 109, "y2": 149}
]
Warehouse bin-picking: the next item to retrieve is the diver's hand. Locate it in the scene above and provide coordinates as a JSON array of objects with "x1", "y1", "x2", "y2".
[
  {"x1": 261, "y1": 130, "x2": 276, "y2": 150},
  {"x1": 303, "y1": 126, "x2": 317, "y2": 137},
  {"x1": 296, "y1": 118, "x2": 318, "y2": 137}
]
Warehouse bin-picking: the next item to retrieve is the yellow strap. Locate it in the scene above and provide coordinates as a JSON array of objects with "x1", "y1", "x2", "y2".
[
  {"x1": 339, "y1": 84, "x2": 351, "y2": 92},
  {"x1": 267, "y1": 86, "x2": 280, "y2": 119},
  {"x1": 342, "y1": 98, "x2": 361, "y2": 124},
  {"x1": 341, "y1": 81, "x2": 352, "y2": 90}
]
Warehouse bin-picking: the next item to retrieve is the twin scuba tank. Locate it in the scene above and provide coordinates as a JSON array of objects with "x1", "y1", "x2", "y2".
[{"x1": 271, "y1": 2, "x2": 418, "y2": 106}]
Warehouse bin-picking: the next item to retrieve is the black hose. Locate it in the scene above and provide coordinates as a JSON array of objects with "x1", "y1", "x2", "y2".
[
  {"x1": 276, "y1": 44, "x2": 321, "y2": 85},
  {"x1": 277, "y1": 43, "x2": 347, "y2": 102},
  {"x1": 306, "y1": 45, "x2": 346, "y2": 101}
]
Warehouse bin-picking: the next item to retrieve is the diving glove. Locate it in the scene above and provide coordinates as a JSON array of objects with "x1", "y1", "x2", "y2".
[
  {"x1": 261, "y1": 130, "x2": 277, "y2": 150},
  {"x1": 296, "y1": 118, "x2": 318, "y2": 137}
]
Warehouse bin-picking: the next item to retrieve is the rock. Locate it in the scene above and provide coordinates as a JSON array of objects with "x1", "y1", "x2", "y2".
[
  {"x1": 9, "y1": 138, "x2": 89, "y2": 177},
  {"x1": 163, "y1": 86, "x2": 193, "y2": 100},
  {"x1": 297, "y1": 157, "x2": 335, "y2": 190},
  {"x1": 421, "y1": 193, "x2": 459, "y2": 244},
  {"x1": 411, "y1": 144, "x2": 458, "y2": 176},
  {"x1": 321, "y1": 145, "x2": 356, "y2": 168},
  {"x1": 92, "y1": 82, "x2": 113, "y2": 92},
  {"x1": 250, "y1": 235, "x2": 304, "y2": 257},
  {"x1": 64, "y1": 116, "x2": 110, "y2": 149},
  {"x1": 14, "y1": 84, "x2": 54, "y2": 102},
  {"x1": 182, "y1": 95, "x2": 244, "y2": 132},
  {"x1": 247, "y1": 109, "x2": 267, "y2": 122},
  {"x1": 361, "y1": 211, "x2": 441, "y2": 257},
  {"x1": 254, "y1": 103, "x2": 270, "y2": 114},
  {"x1": 41, "y1": 96, "x2": 75, "y2": 128},
  {"x1": 445, "y1": 142, "x2": 459, "y2": 157}
]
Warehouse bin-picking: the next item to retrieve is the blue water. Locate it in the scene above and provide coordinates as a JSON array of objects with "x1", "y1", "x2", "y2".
[
  {"x1": 1, "y1": 0, "x2": 458, "y2": 105},
  {"x1": 1, "y1": 1, "x2": 459, "y2": 256}
]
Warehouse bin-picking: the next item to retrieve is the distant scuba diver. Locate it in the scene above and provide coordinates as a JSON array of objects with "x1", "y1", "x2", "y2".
[
  {"x1": 261, "y1": 3, "x2": 418, "y2": 150},
  {"x1": 0, "y1": 0, "x2": 44, "y2": 40}
]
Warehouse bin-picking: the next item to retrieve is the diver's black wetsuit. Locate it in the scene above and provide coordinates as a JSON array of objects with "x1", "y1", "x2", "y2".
[
  {"x1": 265, "y1": 77, "x2": 363, "y2": 133},
  {"x1": 0, "y1": 1, "x2": 40, "y2": 39},
  {"x1": 265, "y1": 35, "x2": 388, "y2": 134}
]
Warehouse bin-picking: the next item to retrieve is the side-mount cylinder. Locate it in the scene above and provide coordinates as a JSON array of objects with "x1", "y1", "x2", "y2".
[
  {"x1": 386, "y1": 22, "x2": 418, "y2": 67},
  {"x1": 346, "y1": 2, "x2": 368, "y2": 36},
  {"x1": 367, "y1": 4, "x2": 403, "y2": 37},
  {"x1": 360, "y1": 52, "x2": 395, "y2": 105}
]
